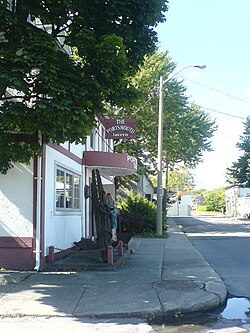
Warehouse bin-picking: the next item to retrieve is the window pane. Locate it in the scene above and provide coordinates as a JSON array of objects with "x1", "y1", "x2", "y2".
[
  {"x1": 56, "y1": 169, "x2": 65, "y2": 208},
  {"x1": 74, "y1": 176, "x2": 80, "y2": 209},
  {"x1": 56, "y1": 167, "x2": 81, "y2": 211},
  {"x1": 108, "y1": 139, "x2": 112, "y2": 152},
  {"x1": 90, "y1": 129, "x2": 95, "y2": 149},
  {"x1": 102, "y1": 127, "x2": 106, "y2": 151},
  {"x1": 66, "y1": 173, "x2": 73, "y2": 208}
]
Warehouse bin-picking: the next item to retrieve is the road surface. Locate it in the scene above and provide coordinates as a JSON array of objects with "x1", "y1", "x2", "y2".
[{"x1": 174, "y1": 215, "x2": 250, "y2": 298}]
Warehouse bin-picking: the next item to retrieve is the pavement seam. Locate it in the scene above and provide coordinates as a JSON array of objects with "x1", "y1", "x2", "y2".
[
  {"x1": 160, "y1": 239, "x2": 166, "y2": 281},
  {"x1": 0, "y1": 283, "x2": 17, "y2": 299},
  {"x1": 72, "y1": 285, "x2": 88, "y2": 316},
  {"x1": 154, "y1": 238, "x2": 166, "y2": 318},
  {"x1": 152, "y1": 282, "x2": 164, "y2": 319},
  {"x1": 0, "y1": 271, "x2": 29, "y2": 298}
]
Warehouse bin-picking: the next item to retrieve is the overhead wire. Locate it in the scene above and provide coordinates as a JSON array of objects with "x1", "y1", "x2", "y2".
[
  {"x1": 196, "y1": 106, "x2": 245, "y2": 120},
  {"x1": 180, "y1": 75, "x2": 250, "y2": 106},
  {"x1": 93, "y1": 74, "x2": 248, "y2": 159},
  {"x1": 161, "y1": 75, "x2": 249, "y2": 121},
  {"x1": 131, "y1": 76, "x2": 249, "y2": 121}
]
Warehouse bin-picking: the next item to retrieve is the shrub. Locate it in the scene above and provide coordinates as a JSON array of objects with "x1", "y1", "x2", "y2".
[
  {"x1": 204, "y1": 188, "x2": 226, "y2": 212},
  {"x1": 118, "y1": 193, "x2": 157, "y2": 234}
]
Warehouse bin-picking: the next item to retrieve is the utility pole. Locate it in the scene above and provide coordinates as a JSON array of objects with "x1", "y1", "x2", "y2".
[{"x1": 156, "y1": 65, "x2": 206, "y2": 235}]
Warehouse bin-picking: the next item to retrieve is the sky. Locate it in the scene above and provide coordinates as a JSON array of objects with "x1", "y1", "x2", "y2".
[{"x1": 156, "y1": 0, "x2": 250, "y2": 190}]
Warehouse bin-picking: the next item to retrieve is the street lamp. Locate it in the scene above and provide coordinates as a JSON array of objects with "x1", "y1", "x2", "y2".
[{"x1": 156, "y1": 64, "x2": 206, "y2": 235}]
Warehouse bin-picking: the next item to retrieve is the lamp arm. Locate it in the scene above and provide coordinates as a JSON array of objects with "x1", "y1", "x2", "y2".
[{"x1": 163, "y1": 64, "x2": 206, "y2": 84}]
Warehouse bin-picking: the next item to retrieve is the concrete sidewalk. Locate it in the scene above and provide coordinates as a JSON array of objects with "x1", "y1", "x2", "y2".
[{"x1": 0, "y1": 217, "x2": 227, "y2": 321}]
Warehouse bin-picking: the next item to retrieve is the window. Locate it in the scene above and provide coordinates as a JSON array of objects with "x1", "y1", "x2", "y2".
[
  {"x1": 108, "y1": 139, "x2": 112, "y2": 152},
  {"x1": 101, "y1": 126, "x2": 106, "y2": 151},
  {"x1": 56, "y1": 167, "x2": 81, "y2": 210},
  {"x1": 74, "y1": 176, "x2": 80, "y2": 209},
  {"x1": 90, "y1": 128, "x2": 95, "y2": 149}
]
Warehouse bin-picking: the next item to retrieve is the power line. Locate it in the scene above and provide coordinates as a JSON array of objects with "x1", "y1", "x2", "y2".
[
  {"x1": 197, "y1": 105, "x2": 245, "y2": 120},
  {"x1": 102, "y1": 76, "x2": 247, "y2": 126},
  {"x1": 134, "y1": 80, "x2": 248, "y2": 121},
  {"x1": 180, "y1": 75, "x2": 250, "y2": 106}
]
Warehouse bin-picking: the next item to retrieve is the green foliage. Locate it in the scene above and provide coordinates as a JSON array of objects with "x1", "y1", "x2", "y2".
[
  {"x1": 227, "y1": 116, "x2": 250, "y2": 186},
  {"x1": 137, "y1": 231, "x2": 168, "y2": 238},
  {"x1": 191, "y1": 189, "x2": 206, "y2": 197},
  {"x1": 204, "y1": 188, "x2": 226, "y2": 212},
  {"x1": 165, "y1": 102, "x2": 217, "y2": 167},
  {"x1": 168, "y1": 166, "x2": 194, "y2": 192},
  {"x1": 0, "y1": 0, "x2": 168, "y2": 173},
  {"x1": 111, "y1": 51, "x2": 217, "y2": 176},
  {"x1": 227, "y1": 154, "x2": 250, "y2": 187},
  {"x1": 197, "y1": 205, "x2": 208, "y2": 211},
  {"x1": 118, "y1": 193, "x2": 158, "y2": 234},
  {"x1": 192, "y1": 188, "x2": 225, "y2": 213}
]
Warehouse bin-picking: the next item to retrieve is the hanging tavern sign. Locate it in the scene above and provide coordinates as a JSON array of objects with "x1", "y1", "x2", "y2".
[{"x1": 103, "y1": 118, "x2": 136, "y2": 139}]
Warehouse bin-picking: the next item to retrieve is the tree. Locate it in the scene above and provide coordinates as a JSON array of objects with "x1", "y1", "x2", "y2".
[
  {"x1": 168, "y1": 166, "x2": 195, "y2": 192},
  {"x1": 191, "y1": 189, "x2": 206, "y2": 198},
  {"x1": 204, "y1": 188, "x2": 225, "y2": 212},
  {"x1": 227, "y1": 116, "x2": 250, "y2": 187},
  {"x1": 163, "y1": 102, "x2": 216, "y2": 167},
  {"x1": 0, "y1": 0, "x2": 168, "y2": 173},
  {"x1": 112, "y1": 50, "x2": 217, "y2": 177}
]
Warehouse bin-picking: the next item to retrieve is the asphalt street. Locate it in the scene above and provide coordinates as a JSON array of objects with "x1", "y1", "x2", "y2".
[{"x1": 174, "y1": 215, "x2": 250, "y2": 298}]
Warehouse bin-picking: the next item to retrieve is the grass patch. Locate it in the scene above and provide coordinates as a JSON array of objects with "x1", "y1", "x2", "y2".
[
  {"x1": 192, "y1": 209, "x2": 224, "y2": 215},
  {"x1": 136, "y1": 231, "x2": 168, "y2": 238}
]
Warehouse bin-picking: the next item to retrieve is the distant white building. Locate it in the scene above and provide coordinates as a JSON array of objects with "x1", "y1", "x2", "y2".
[
  {"x1": 136, "y1": 173, "x2": 155, "y2": 201},
  {"x1": 225, "y1": 185, "x2": 250, "y2": 217},
  {"x1": 167, "y1": 194, "x2": 192, "y2": 217}
]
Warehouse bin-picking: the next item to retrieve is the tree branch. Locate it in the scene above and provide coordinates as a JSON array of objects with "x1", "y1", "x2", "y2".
[
  {"x1": 0, "y1": 85, "x2": 8, "y2": 99},
  {"x1": 0, "y1": 95, "x2": 25, "y2": 101}
]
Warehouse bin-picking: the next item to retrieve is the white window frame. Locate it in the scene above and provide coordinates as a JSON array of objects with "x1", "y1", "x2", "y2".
[{"x1": 55, "y1": 165, "x2": 81, "y2": 212}]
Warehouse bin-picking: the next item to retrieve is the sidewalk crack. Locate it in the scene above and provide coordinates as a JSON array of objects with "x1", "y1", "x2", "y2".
[
  {"x1": 160, "y1": 239, "x2": 166, "y2": 281},
  {"x1": 152, "y1": 282, "x2": 164, "y2": 318},
  {"x1": 72, "y1": 285, "x2": 87, "y2": 315}
]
